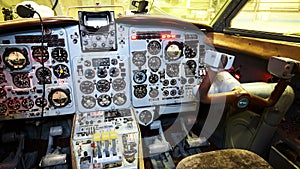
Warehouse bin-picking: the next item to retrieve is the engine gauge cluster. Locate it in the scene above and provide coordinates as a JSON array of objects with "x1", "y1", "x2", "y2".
[
  {"x1": 72, "y1": 53, "x2": 131, "y2": 112},
  {"x1": 129, "y1": 27, "x2": 204, "y2": 109},
  {"x1": 0, "y1": 35, "x2": 75, "y2": 120}
]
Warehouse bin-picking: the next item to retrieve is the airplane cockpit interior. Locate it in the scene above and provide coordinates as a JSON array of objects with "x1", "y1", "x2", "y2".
[{"x1": 0, "y1": 0, "x2": 299, "y2": 168}]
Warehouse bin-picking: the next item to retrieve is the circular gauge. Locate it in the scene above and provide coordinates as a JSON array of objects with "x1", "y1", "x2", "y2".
[
  {"x1": 53, "y1": 64, "x2": 70, "y2": 78},
  {"x1": 112, "y1": 78, "x2": 126, "y2": 91},
  {"x1": 165, "y1": 41, "x2": 183, "y2": 61},
  {"x1": 81, "y1": 96, "x2": 96, "y2": 109},
  {"x1": 22, "y1": 97, "x2": 34, "y2": 109},
  {"x1": 149, "y1": 73, "x2": 159, "y2": 83},
  {"x1": 97, "y1": 94, "x2": 111, "y2": 107},
  {"x1": 170, "y1": 79, "x2": 177, "y2": 85},
  {"x1": 0, "y1": 72, "x2": 5, "y2": 84},
  {"x1": 111, "y1": 58, "x2": 118, "y2": 65},
  {"x1": 48, "y1": 88, "x2": 71, "y2": 108},
  {"x1": 84, "y1": 60, "x2": 91, "y2": 67},
  {"x1": 0, "y1": 103, "x2": 7, "y2": 114},
  {"x1": 3, "y1": 48, "x2": 29, "y2": 70},
  {"x1": 109, "y1": 67, "x2": 120, "y2": 77},
  {"x1": 170, "y1": 89, "x2": 177, "y2": 96},
  {"x1": 163, "y1": 90, "x2": 169, "y2": 96},
  {"x1": 166, "y1": 63, "x2": 180, "y2": 77},
  {"x1": 36, "y1": 67, "x2": 52, "y2": 84},
  {"x1": 149, "y1": 88, "x2": 159, "y2": 98},
  {"x1": 163, "y1": 79, "x2": 169, "y2": 86},
  {"x1": 97, "y1": 68, "x2": 107, "y2": 78},
  {"x1": 133, "y1": 71, "x2": 147, "y2": 84},
  {"x1": 148, "y1": 56, "x2": 161, "y2": 72},
  {"x1": 147, "y1": 41, "x2": 161, "y2": 55},
  {"x1": 12, "y1": 73, "x2": 30, "y2": 88},
  {"x1": 185, "y1": 60, "x2": 197, "y2": 75},
  {"x1": 7, "y1": 99, "x2": 21, "y2": 110},
  {"x1": 139, "y1": 110, "x2": 153, "y2": 125},
  {"x1": 134, "y1": 85, "x2": 147, "y2": 98},
  {"x1": 178, "y1": 89, "x2": 184, "y2": 95},
  {"x1": 180, "y1": 77, "x2": 187, "y2": 84},
  {"x1": 184, "y1": 45, "x2": 197, "y2": 58},
  {"x1": 85, "y1": 68, "x2": 95, "y2": 79},
  {"x1": 113, "y1": 93, "x2": 127, "y2": 106},
  {"x1": 32, "y1": 46, "x2": 49, "y2": 63},
  {"x1": 51, "y1": 48, "x2": 68, "y2": 62},
  {"x1": 35, "y1": 97, "x2": 47, "y2": 107},
  {"x1": 96, "y1": 79, "x2": 110, "y2": 93},
  {"x1": 0, "y1": 87, "x2": 6, "y2": 97},
  {"x1": 132, "y1": 51, "x2": 146, "y2": 67},
  {"x1": 80, "y1": 81, "x2": 95, "y2": 94}
]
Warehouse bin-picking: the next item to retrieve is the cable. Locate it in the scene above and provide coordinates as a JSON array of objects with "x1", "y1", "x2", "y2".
[
  {"x1": 35, "y1": 12, "x2": 46, "y2": 118},
  {"x1": 51, "y1": 0, "x2": 59, "y2": 10},
  {"x1": 16, "y1": 5, "x2": 46, "y2": 117}
]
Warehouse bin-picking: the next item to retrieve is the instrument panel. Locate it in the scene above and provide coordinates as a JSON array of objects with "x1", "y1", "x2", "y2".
[
  {"x1": 129, "y1": 30, "x2": 204, "y2": 108},
  {"x1": 72, "y1": 53, "x2": 131, "y2": 112},
  {"x1": 0, "y1": 13, "x2": 211, "y2": 169},
  {"x1": 0, "y1": 28, "x2": 75, "y2": 120}
]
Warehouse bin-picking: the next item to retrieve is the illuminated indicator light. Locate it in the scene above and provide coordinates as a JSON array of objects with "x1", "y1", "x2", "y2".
[
  {"x1": 161, "y1": 34, "x2": 176, "y2": 39},
  {"x1": 131, "y1": 35, "x2": 137, "y2": 40},
  {"x1": 234, "y1": 74, "x2": 241, "y2": 80}
]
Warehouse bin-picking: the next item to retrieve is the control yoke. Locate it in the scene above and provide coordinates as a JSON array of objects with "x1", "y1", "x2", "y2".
[{"x1": 199, "y1": 54, "x2": 299, "y2": 109}]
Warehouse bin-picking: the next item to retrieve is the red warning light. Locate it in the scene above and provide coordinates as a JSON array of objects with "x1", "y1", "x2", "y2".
[
  {"x1": 131, "y1": 35, "x2": 137, "y2": 40},
  {"x1": 161, "y1": 34, "x2": 176, "y2": 39}
]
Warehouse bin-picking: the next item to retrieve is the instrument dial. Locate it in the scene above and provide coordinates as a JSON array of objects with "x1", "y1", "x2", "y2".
[
  {"x1": 48, "y1": 88, "x2": 71, "y2": 108},
  {"x1": 166, "y1": 63, "x2": 180, "y2": 77},
  {"x1": 165, "y1": 41, "x2": 183, "y2": 61},
  {"x1": 113, "y1": 93, "x2": 127, "y2": 106},
  {"x1": 51, "y1": 48, "x2": 68, "y2": 62},
  {"x1": 36, "y1": 67, "x2": 52, "y2": 84},
  {"x1": 3, "y1": 48, "x2": 29, "y2": 70},
  {"x1": 0, "y1": 88, "x2": 6, "y2": 98},
  {"x1": 132, "y1": 51, "x2": 146, "y2": 67},
  {"x1": 149, "y1": 88, "x2": 159, "y2": 98},
  {"x1": 7, "y1": 99, "x2": 21, "y2": 110},
  {"x1": 112, "y1": 78, "x2": 126, "y2": 91},
  {"x1": 184, "y1": 45, "x2": 197, "y2": 58},
  {"x1": 134, "y1": 85, "x2": 147, "y2": 98},
  {"x1": 0, "y1": 103, "x2": 7, "y2": 114},
  {"x1": 81, "y1": 96, "x2": 96, "y2": 109},
  {"x1": 97, "y1": 67, "x2": 107, "y2": 78},
  {"x1": 80, "y1": 81, "x2": 95, "y2": 94},
  {"x1": 85, "y1": 68, "x2": 95, "y2": 79},
  {"x1": 185, "y1": 60, "x2": 197, "y2": 76},
  {"x1": 35, "y1": 97, "x2": 47, "y2": 107},
  {"x1": 148, "y1": 56, "x2": 161, "y2": 72},
  {"x1": 21, "y1": 97, "x2": 34, "y2": 109},
  {"x1": 12, "y1": 73, "x2": 30, "y2": 88},
  {"x1": 133, "y1": 71, "x2": 147, "y2": 84},
  {"x1": 0, "y1": 72, "x2": 5, "y2": 84},
  {"x1": 147, "y1": 41, "x2": 161, "y2": 55},
  {"x1": 96, "y1": 79, "x2": 110, "y2": 93},
  {"x1": 53, "y1": 64, "x2": 70, "y2": 78},
  {"x1": 97, "y1": 94, "x2": 111, "y2": 107},
  {"x1": 139, "y1": 110, "x2": 153, "y2": 125},
  {"x1": 149, "y1": 73, "x2": 159, "y2": 83},
  {"x1": 32, "y1": 46, "x2": 49, "y2": 63},
  {"x1": 109, "y1": 67, "x2": 120, "y2": 77}
]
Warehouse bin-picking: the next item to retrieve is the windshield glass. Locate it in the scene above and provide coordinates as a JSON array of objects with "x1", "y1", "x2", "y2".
[
  {"x1": 231, "y1": 0, "x2": 300, "y2": 37},
  {"x1": 0, "y1": 0, "x2": 228, "y2": 25}
]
